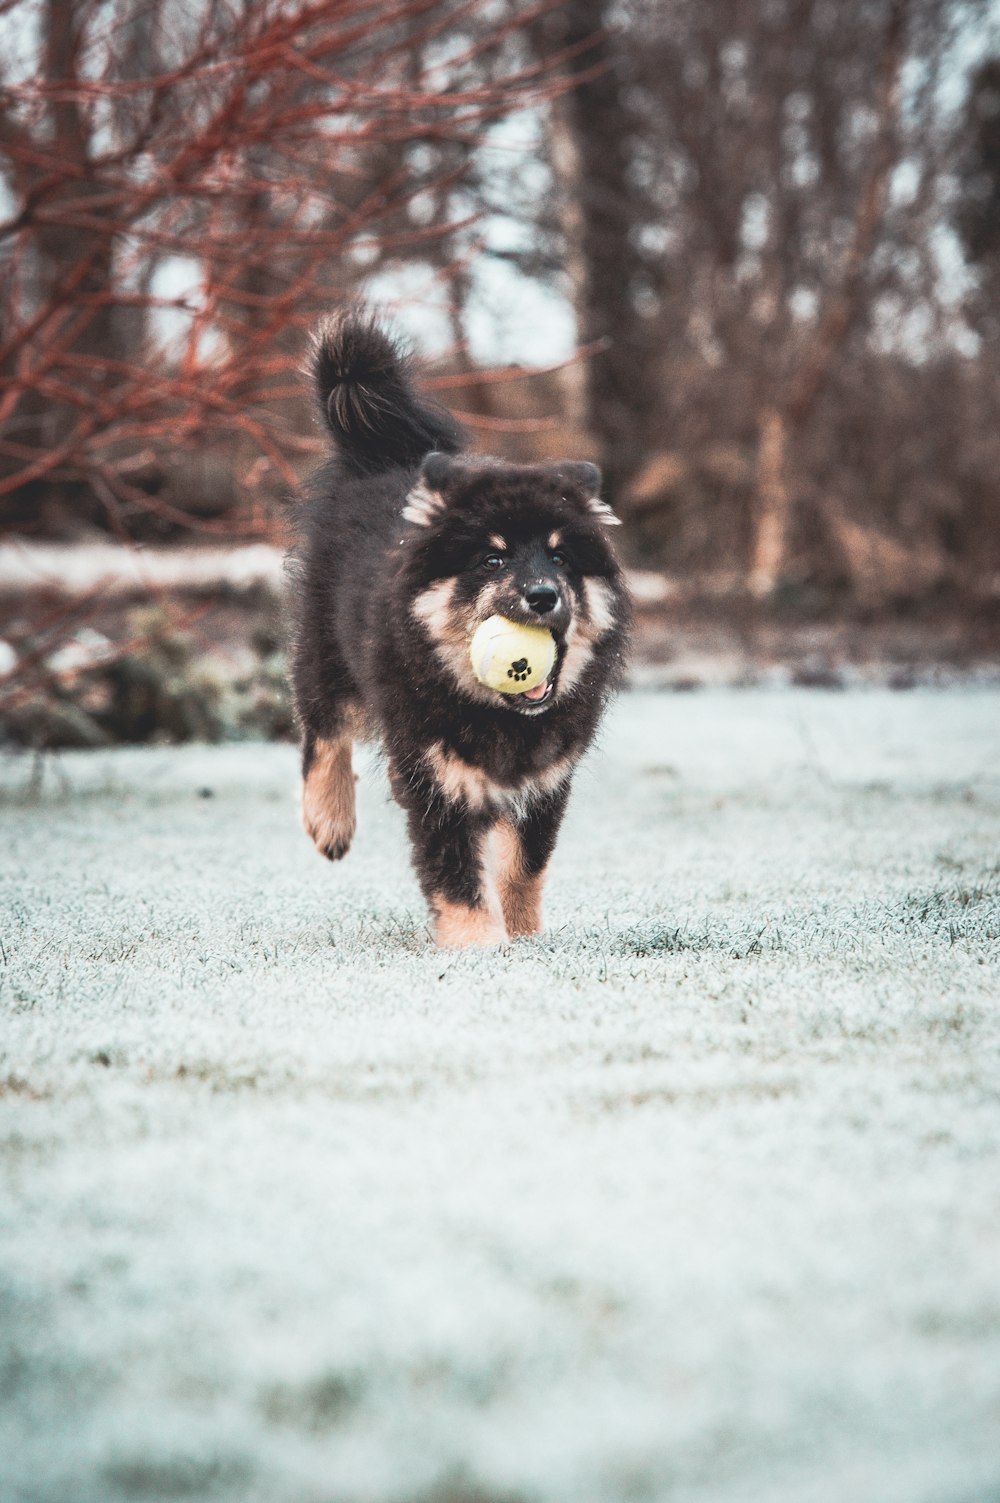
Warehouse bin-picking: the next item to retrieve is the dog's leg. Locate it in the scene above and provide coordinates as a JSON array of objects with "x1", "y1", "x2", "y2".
[
  {"x1": 492, "y1": 783, "x2": 571, "y2": 939},
  {"x1": 403, "y1": 795, "x2": 505, "y2": 948},
  {"x1": 301, "y1": 720, "x2": 357, "y2": 861}
]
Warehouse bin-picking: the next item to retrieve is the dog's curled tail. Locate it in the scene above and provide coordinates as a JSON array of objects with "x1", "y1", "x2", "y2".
[{"x1": 311, "y1": 311, "x2": 463, "y2": 476}]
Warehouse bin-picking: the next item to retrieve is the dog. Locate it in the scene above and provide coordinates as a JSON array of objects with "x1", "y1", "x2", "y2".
[{"x1": 288, "y1": 311, "x2": 632, "y2": 947}]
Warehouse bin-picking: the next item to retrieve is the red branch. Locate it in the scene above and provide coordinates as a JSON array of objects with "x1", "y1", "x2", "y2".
[{"x1": 0, "y1": 0, "x2": 578, "y2": 538}]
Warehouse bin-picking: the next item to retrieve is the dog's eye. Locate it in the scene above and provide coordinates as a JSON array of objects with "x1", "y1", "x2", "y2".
[
  {"x1": 549, "y1": 549, "x2": 568, "y2": 568},
  {"x1": 481, "y1": 553, "x2": 505, "y2": 571}
]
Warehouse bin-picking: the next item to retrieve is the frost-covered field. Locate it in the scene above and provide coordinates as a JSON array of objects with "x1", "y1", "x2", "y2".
[{"x1": 2, "y1": 688, "x2": 999, "y2": 1503}]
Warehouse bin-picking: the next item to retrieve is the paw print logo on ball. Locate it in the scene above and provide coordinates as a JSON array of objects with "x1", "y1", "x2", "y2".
[{"x1": 507, "y1": 657, "x2": 531, "y2": 683}]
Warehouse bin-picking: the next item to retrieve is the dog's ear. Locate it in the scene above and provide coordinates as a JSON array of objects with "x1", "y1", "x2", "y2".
[
  {"x1": 558, "y1": 461, "x2": 601, "y2": 494},
  {"x1": 402, "y1": 451, "x2": 454, "y2": 526},
  {"x1": 421, "y1": 451, "x2": 455, "y2": 489},
  {"x1": 554, "y1": 461, "x2": 622, "y2": 527}
]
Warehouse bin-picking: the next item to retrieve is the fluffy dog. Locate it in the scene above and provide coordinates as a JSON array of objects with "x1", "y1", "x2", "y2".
[{"x1": 289, "y1": 311, "x2": 632, "y2": 947}]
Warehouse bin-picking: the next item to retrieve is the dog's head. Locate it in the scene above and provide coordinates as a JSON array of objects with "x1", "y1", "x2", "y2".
[{"x1": 400, "y1": 454, "x2": 628, "y2": 715}]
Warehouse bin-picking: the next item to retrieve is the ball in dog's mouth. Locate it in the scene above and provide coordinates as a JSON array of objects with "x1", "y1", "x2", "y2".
[{"x1": 469, "y1": 616, "x2": 556, "y2": 696}]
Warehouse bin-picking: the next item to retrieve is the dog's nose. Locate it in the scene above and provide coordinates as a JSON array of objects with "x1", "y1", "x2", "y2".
[{"x1": 525, "y1": 584, "x2": 559, "y2": 615}]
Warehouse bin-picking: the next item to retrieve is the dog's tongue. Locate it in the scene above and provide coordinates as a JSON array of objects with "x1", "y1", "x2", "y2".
[{"x1": 522, "y1": 678, "x2": 550, "y2": 702}]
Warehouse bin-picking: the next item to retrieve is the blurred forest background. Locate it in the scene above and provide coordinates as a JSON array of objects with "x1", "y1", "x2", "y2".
[{"x1": 2, "y1": 0, "x2": 1000, "y2": 746}]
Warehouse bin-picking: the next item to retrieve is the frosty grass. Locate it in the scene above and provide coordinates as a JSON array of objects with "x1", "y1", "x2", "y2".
[{"x1": 1, "y1": 688, "x2": 999, "y2": 1503}]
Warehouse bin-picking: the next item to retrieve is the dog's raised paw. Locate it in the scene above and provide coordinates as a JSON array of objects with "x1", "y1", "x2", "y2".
[
  {"x1": 304, "y1": 806, "x2": 356, "y2": 862},
  {"x1": 301, "y1": 737, "x2": 357, "y2": 862}
]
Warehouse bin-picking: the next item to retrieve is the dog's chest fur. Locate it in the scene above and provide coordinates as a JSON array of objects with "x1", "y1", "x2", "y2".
[{"x1": 371, "y1": 625, "x2": 595, "y2": 811}]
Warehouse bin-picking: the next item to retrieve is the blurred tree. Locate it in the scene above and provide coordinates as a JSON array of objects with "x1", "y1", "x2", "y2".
[
  {"x1": 956, "y1": 56, "x2": 1000, "y2": 332},
  {"x1": 535, "y1": 0, "x2": 661, "y2": 499},
  {"x1": 3, "y1": 0, "x2": 999, "y2": 606},
  {"x1": 525, "y1": 0, "x2": 998, "y2": 597},
  {"x1": 0, "y1": 0, "x2": 562, "y2": 538}
]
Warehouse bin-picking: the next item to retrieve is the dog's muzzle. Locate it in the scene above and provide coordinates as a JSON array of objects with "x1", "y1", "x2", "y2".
[{"x1": 515, "y1": 584, "x2": 570, "y2": 636}]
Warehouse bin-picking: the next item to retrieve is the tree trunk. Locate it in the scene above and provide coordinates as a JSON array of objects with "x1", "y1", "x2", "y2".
[
  {"x1": 0, "y1": 0, "x2": 127, "y2": 526},
  {"x1": 545, "y1": 0, "x2": 656, "y2": 503},
  {"x1": 749, "y1": 407, "x2": 791, "y2": 598},
  {"x1": 747, "y1": 0, "x2": 908, "y2": 596}
]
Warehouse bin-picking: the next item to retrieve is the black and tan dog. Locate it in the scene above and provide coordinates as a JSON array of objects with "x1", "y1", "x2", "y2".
[{"x1": 289, "y1": 311, "x2": 632, "y2": 947}]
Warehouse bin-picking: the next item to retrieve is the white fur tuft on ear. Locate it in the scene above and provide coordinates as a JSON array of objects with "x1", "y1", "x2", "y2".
[
  {"x1": 402, "y1": 480, "x2": 445, "y2": 527},
  {"x1": 586, "y1": 496, "x2": 622, "y2": 527}
]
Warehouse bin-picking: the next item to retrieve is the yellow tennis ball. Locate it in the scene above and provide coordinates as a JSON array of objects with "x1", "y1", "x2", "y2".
[{"x1": 469, "y1": 615, "x2": 556, "y2": 694}]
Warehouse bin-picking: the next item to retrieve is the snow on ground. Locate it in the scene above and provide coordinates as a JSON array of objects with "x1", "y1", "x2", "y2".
[
  {"x1": 1, "y1": 688, "x2": 999, "y2": 1503},
  {"x1": 0, "y1": 540, "x2": 287, "y2": 597}
]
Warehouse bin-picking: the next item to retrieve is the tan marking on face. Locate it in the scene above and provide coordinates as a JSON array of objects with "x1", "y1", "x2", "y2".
[
  {"x1": 411, "y1": 577, "x2": 458, "y2": 636},
  {"x1": 302, "y1": 734, "x2": 356, "y2": 860},
  {"x1": 488, "y1": 534, "x2": 507, "y2": 551},
  {"x1": 559, "y1": 620, "x2": 593, "y2": 694},
  {"x1": 412, "y1": 579, "x2": 516, "y2": 707},
  {"x1": 557, "y1": 577, "x2": 618, "y2": 695},
  {"x1": 490, "y1": 820, "x2": 548, "y2": 938},
  {"x1": 432, "y1": 897, "x2": 507, "y2": 949},
  {"x1": 585, "y1": 577, "x2": 617, "y2": 635},
  {"x1": 548, "y1": 531, "x2": 562, "y2": 550}
]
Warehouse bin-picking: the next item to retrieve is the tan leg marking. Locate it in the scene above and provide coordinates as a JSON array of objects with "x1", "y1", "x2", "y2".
[
  {"x1": 492, "y1": 820, "x2": 547, "y2": 938},
  {"x1": 431, "y1": 897, "x2": 507, "y2": 949},
  {"x1": 302, "y1": 735, "x2": 356, "y2": 861}
]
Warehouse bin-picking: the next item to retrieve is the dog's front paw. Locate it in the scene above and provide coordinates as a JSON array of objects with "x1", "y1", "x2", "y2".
[
  {"x1": 303, "y1": 803, "x2": 356, "y2": 861},
  {"x1": 307, "y1": 814, "x2": 356, "y2": 861},
  {"x1": 301, "y1": 744, "x2": 356, "y2": 861}
]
